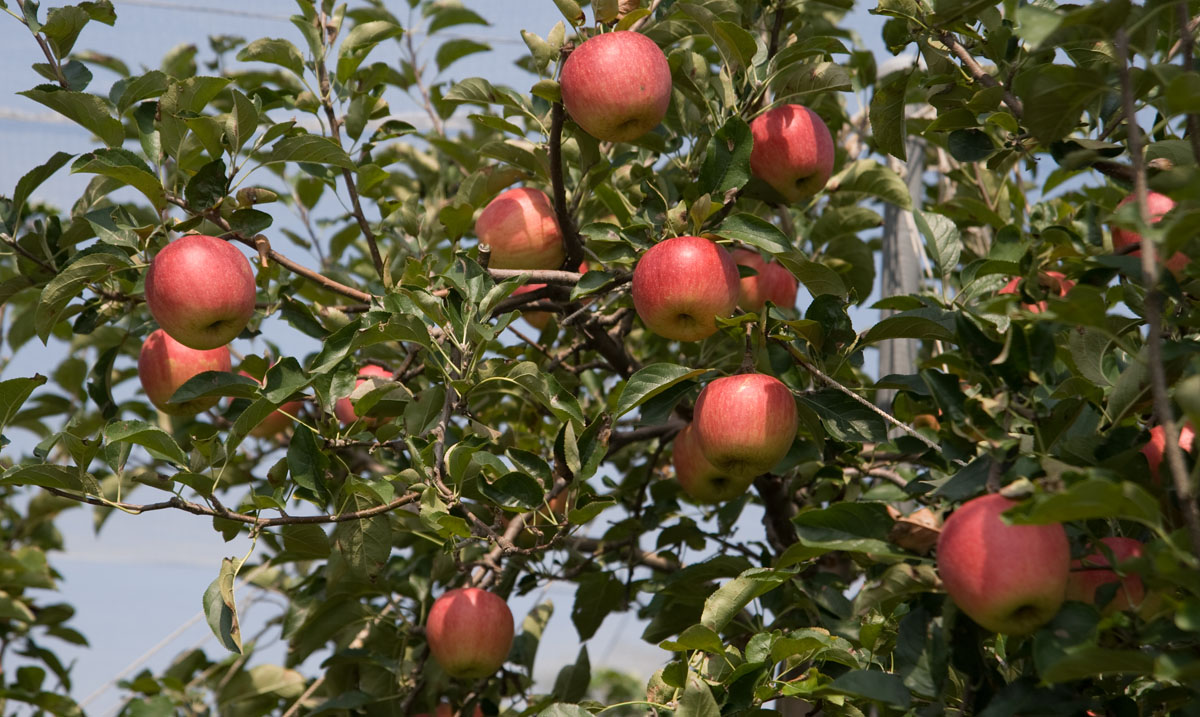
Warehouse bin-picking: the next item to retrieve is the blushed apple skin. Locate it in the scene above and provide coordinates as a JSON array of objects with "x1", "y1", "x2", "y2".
[
  {"x1": 936, "y1": 493, "x2": 1070, "y2": 635},
  {"x1": 138, "y1": 329, "x2": 231, "y2": 416},
  {"x1": 1065, "y1": 537, "x2": 1146, "y2": 612},
  {"x1": 1111, "y1": 192, "x2": 1189, "y2": 275},
  {"x1": 631, "y1": 236, "x2": 740, "y2": 341},
  {"x1": 475, "y1": 188, "x2": 565, "y2": 270},
  {"x1": 144, "y1": 234, "x2": 257, "y2": 350},
  {"x1": 749, "y1": 104, "x2": 835, "y2": 203},
  {"x1": 673, "y1": 423, "x2": 753, "y2": 503},
  {"x1": 693, "y1": 374, "x2": 798, "y2": 479},
  {"x1": 335, "y1": 364, "x2": 394, "y2": 425},
  {"x1": 426, "y1": 587, "x2": 514, "y2": 679},
  {"x1": 560, "y1": 31, "x2": 671, "y2": 143},
  {"x1": 999, "y1": 271, "x2": 1075, "y2": 313},
  {"x1": 731, "y1": 248, "x2": 799, "y2": 312},
  {"x1": 1142, "y1": 423, "x2": 1196, "y2": 482}
]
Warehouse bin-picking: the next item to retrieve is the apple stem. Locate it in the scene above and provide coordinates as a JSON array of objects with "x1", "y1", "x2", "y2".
[{"x1": 1116, "y1": 29, "x2": 1200, "y2": 559}]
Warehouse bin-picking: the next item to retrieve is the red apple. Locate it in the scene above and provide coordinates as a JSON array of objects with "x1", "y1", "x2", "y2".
[
  {"x1": 731, "y1": 248, "x2": 799, "y2": 312},
  {"x1": 1111, "y1": 192, "x2": 1189, "y2": 275},
  {"x1": 692, "y1": 373, "x2": 798, "y2": 478},
  {"x1": 936, "y1": 493, "x2": 1069, "y2": 634},
  {"x1": 1142, "y1": 422, "x2": 1196, "y2": 482},
  {"x1": 335, "y1": 364, "x2": 394, "y2": 426},
  {"x1": 631, "y1": 236, "x2": 740, "y2": 341},
  {"x1": 512, "y1": 262, "x2": 589, "y2": 330},
  {"x1": 559, "y1": 30, "x2": 671, "y2": 143},
  {"x1": 236, "y1": 370, "x2": 305, "y2": 439},
  {"x1": 912, "y1": 413, "x2": 941, "y2": 432},
  {"x1": 138, "y1": 329, "x2": 231, "y2": 416},
  {"x1": 999, "y1": 271, "x2": 1075, "y2": 313},
  {"x1": 673, "y1": 423, "x2": 752, "y2": 503},
  {"x1": 1065, "y1": 537, "x2": 1145, "y2": 612},
  {"x1": 144, "y1": 234, "x2": 257, "y2": 350},
  {"x1": 475, "y1": 188, "x2": 565, "y2": 270},
  {"x1": 426, "y1": 587, "x2": 514, "y2": 679},
  {"x1": 749, "y1": 104, "x2": 835, "y2": 203}
]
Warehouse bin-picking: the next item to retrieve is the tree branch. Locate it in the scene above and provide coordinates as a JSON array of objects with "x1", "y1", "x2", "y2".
[
  {"x1": 14, "y1": 0, "x2": 69, "y2": 88},
  {"x1": 937, "y1": 31, "x2": 1024, "y2": 117},
  {"x1": 550, "y1": 102, "x2": 585, "y2": 270},
  {"x1": 41, "y1": 486, "x2": 420, "y2": 527},
  {"x1": 489, "y1": 268, "x2": 585, "y2": 286},
  {"x1": 566, "y1": 536, "x2": 679, "y2": 572},
  {"x1": 1115, "y1": 29, "x2": 1200, "y2": 558}
]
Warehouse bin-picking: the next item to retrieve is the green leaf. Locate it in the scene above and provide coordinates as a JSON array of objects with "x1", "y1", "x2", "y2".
[
  {"x1": 19, "y1": 86, "x2": 123, "y2": 147},
  {"x1": 0, "y1": 464, "x2": 101, "y2": 496},
  {"x1": 169, "y1": 372, "x2": 259, "y2": 404},
  {"x1": 912, "y1": 209, "x2": 961, "y2": 275},
  {"x1": 537, "y1": 706, "x2": 592, "y2": 717},
  {"x1": 860, "y1": 307, "x2": 956, "y2": 345},
  {"x1": 184, "y1": 158, "x2": 227, "y2": 211},
  {"x1": 870, "y1": 70, "x2": 910, "y2": 161},
  {"x1": 659, "y1": 624, "x2": 725, "y2": 654},
  {"x1": 114, "y1": 70, "x2": 169, "y2": 114},
  {"x1": 791, "y1": 502, "x2": 907, "y2": 558},
  {"x1": 551, "y1": 0, "x2": 585, "y2": 26},
  {"x1": 676, "y1": 3, "x2": 757, "y2": 72},
  {"x1": 11, "y1": 151, "x2": 73, "y2": 224},
  {"x1": 1012, "y1": 64, "x2": 1104, "y2": 144},
  {"x1": 328, "y1": 491, "x2": 391, "y2": 584},
  {"x1": 35, "y1": 250, "x2": 131, "y2": 343},
  {"x1": 0, "y1": 376, "x2": 48, "y2": 431},
  {"x1": 287, "y1": 425, "x2": 328, "y2": 496},
  {"x1": 799, "y1": 389, "x2": 888, "y2": 443},
  {"x1": 701, "y1": 568, "x2": 791, "y2": 632},
  {"x1": 1008, "y1": 479, "x2": 1162, "y2": 529},
  {"x1": 202, "y1": 557, "x2": 243, "y2": 653},
  {"x1": 829, "y1": 670, "x2": 912, "y2": 708},
  {"x1": 552, "y1": 646, "x2": 590, "y2": 703},
  {"x1": 1167, "y1": 72, "x2": 1200, "y2": 114},
  {"x1": 103, "y1": 420, "x2": 188, "y2": 466},
  {"x1": 613, "y1": 363, "x2": 708, "y2": 418},
  {"x1": 775, "y1": 255, "x2": 848, "y2": 299},
  {"x1": 336, "y1": 20, "x2": 403, "y2": 83},
  {"x1": 281, "y1": 523, "x2": 330, "y2": 559},
  {"x1": 71, "y1": 148, "x2": 167, "y2": 209},
  {"x1": 428, "y1": 6, "x2": 488, "y2": 34},
  {"x1": 678, "y1": 674, "x2": 721, "y2": 717},
  {"x1": 434, "y1": 38, "x2": 489, "y2": 73},
  {"x1": 1040, "y1": 645, "x2": 1156, "y2": 683},
  {"x1": 699, "y1": 116, "x2": 753, "y2": 195},
  {"x1": 41, "y1": 5, "x2": 90, "y2": 57},
  {"x1": 947, "y1": 128, "x2": 995, "y2": 162},
  {"x1": 831, "y1": 159, "x2": 912, "y2": 209},
  {"x1": 478, "y1": 471, "x2": 543, "y2": 511},
  {"x1": 712, "y1": 213, "x2": 791, "y2": 254},
  {"x1": 260, "y1": 135, "x2": 356, "y2": 169},
  {"x1": 571, "y1": 571, "x2": 623, "y2": 640},
  {"x1": 236, "y1": 37, "x2": 305, "y2": 77}
]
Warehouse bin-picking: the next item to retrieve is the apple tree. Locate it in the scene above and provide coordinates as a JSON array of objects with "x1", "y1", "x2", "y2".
[{"x1": 1, "y1": 0, "x2": 1199, "y2": 714}]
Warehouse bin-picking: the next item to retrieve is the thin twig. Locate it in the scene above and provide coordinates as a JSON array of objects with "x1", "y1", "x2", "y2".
[
  {"x1": 773, "y1": 339, "x2": 943, "y2": 454},
  {"x1": 1115, "y1": 29, "x2": 1200, "y2": 559},
  {"x1": 13, "y1": 0, "x2": 69, "y2": 88}
]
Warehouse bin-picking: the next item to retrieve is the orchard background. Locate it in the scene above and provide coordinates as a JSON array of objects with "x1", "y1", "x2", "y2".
[{"x1": 1, "y1": 0, "x2": 1199, "y2": 715}]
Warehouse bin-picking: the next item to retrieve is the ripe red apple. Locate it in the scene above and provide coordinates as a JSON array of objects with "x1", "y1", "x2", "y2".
[
  {"x1": 237, "y1": 370, "x2": 305, "y2": 439},
  {"x1": 999, "y1": 271, "x2": 1075, "y2": 313},
  {"x1": 1111, "y1": 192, "x2": 1189, "y2": 275},
  {"x1": 335, "y1": 364, "x2": 393, "y2": 426},
  {"x1": 426, "y1": 587, "x2": 514, "y2": 679},
  {"x1": 1065, "y1": 537, "x2": 1145, "y2": 612},
  {"x1": 559, "y1": 30, "x2": 671, "y2": 143},
  {"x1": 731, "y1": 248, "x2": 799, "y2": 312},
  {"x1": 138, "y1": 329, "x2": 231, "y2": 416},
  {"x1": 631, "y1": 236, "x2": 740, "y2": 341},
  {"x1": 144, "y1": 234, "x2": 257, "y2": 350},
  {"x1": 673, "y1": 423, "x2": 752, "y2": 503},
  {"x1": 692, "y1": 373, "x2": 798, "y2": 478},
  {"x1": 475, "y1": 188, "x2": 565, "y2": 270},
  {"x1": 749, "y1": 104, "x2": 835, "y2": 203},
  {"x1": 512, "y1": 262, "x2": 588, "y2": 330},
  {"x1": 936, "y1": 493, "x2": 1069, "y2": 634},
  {"x1": 1142, "y1": 422, "x2": 1196, "y2": 482}
]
